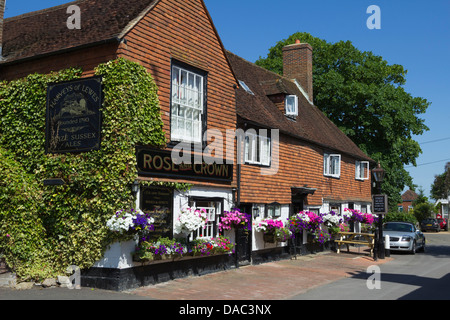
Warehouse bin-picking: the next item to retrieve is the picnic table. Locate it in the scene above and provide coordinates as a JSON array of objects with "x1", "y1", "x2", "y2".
[{"x1": 335, "y1": 232, "x2": 375, "y2": 255}]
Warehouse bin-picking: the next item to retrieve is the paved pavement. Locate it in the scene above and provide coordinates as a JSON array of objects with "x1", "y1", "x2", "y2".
[{"x1": 0, "y1": 246, "x2": 392, "y2": 300}]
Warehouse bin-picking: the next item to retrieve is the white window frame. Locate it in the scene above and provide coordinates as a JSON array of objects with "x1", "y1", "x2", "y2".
[
  {"x1": 355, "y1": 161, "x2": 370, "y2": 180},
  {"x1": 267, "y1": 203, "x2": 281, "y2": 218},
  {"x1": 244, "y1": 132, "x2": 271, "y2": 166},
  {"x1": 171, "y1": 65, "x2": 205, "y2": 143},
  {"x1": 285, "y1": 95, "x2": 298, "y2": 116},
  {"x1": 324, "y1": 153, "x2": 341, "y2": 178},
  {"x1": 188, "y1": 201, "x2": 222, "y2": 241}
]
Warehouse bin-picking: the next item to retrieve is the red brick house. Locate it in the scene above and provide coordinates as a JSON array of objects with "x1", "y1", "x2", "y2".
[
  {"x1": 0, "y1": 0, "x2": 374, "y2": 287},
  {"x1": 398, "y1": 189, "x2": 418, "y2": 212}
]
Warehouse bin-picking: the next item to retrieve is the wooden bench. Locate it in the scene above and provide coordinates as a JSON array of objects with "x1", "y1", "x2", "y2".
[{"x1": 335, "y1": 232, "x2": 375, "y2": 255}]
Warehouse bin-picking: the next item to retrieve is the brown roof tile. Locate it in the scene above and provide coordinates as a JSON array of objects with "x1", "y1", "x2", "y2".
[
  {"x1": 2, "y1": 0, "x2": 158, "y2": 62},
  {"x1": 226, "y1": 51, "x2": 373, "y2": 162}
]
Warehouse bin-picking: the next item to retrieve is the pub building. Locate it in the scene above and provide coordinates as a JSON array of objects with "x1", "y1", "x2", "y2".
[
  {"x1": 226, "y1": 47, "x2": 375, "y2": 259},
  {"x1": 0, "y1": 0, "x2": 374, "y2": 290}
]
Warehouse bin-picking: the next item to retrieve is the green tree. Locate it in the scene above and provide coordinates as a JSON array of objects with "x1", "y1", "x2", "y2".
[
  {"x1": 430, "y1": 165, "x2": 450, "y2": 200},
  {"x1": 256, "y1": 32, "x2": 430, "y2": 209},
  {"x1": 413, "y1": 202, "x2": 434, "y2": 223},
  {"x1": 413, "y1": 187, "x2": 429, "y2": 206}
]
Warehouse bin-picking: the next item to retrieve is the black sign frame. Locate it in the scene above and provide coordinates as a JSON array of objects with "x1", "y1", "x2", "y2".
[
  {"x1": 372, "y1": 194, "x2": 388, "y2": 215},
  {"x1": 45, "y1": 76, "x2": 103, "y2": 154},
  {"x1": 140, "y1": 186, "x2": 174, "y2": 240},
  {"x1": 136, "y1": 147, "x2": 233, "y2": 182}
]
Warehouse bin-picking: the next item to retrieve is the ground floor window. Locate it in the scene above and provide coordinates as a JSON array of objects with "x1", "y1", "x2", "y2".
[{"x1": 188, "y1": 198, "x2": 223, "y2": 241}]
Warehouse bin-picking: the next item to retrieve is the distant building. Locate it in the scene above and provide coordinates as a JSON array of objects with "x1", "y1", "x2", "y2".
[{"x1": 398, "y1": 189, "x2": 418, "y2": 212}]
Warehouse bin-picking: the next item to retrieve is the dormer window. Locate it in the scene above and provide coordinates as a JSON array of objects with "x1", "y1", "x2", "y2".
[{"x1": 285, "y1": 95, "x2": 298, "y2": 116}]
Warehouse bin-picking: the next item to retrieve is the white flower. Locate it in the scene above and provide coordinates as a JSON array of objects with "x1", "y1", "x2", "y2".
[
  {"x1": 174, "y1": 207, "x2": 208, "y2": 234},
  {"x1": 322, "y1": 213, "x2": 341, "y2": 227}
]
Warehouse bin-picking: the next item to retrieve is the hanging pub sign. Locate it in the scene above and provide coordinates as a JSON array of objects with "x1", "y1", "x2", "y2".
[
  {"x1": 372, "y1": 194, "x2": 388, "y2": 215},
  {"x1": 45, "y1": 76, "x2": 102, "y2": 154},
  {"x1": 136, "y1": 147, "x2": 233, "y2": 182}
]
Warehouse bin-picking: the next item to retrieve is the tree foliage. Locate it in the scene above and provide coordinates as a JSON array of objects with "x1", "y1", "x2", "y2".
[
  {"x1": 0, "y1": 58, "x2": 166, "y2": 280},
  {"x1": 256, "y1": 32, "x2": 430, "y2": 208},
  {"x1": 430, "y1": 164, "x2": 450, "y2": 200}
]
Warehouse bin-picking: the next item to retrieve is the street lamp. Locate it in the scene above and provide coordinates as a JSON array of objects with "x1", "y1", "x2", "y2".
[
  {"x1": 372, "y1": 162, "x2": 385, "y2": 186},
  {"x1": 373, "y1": 162, "x2": 386, "y2": 259},
  {"x1": 131, "y1": 180, "x2": 140, "y2": 194}
]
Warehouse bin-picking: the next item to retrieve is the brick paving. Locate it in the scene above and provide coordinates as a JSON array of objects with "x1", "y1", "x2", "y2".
[{"x1": 128, "y1": 247, "x2": 392, "y2": 300}]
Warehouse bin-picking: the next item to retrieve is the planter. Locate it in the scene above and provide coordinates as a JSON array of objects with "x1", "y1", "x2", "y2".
[
  {"x1": 263, "y1": 233, "x2": 276, "y2": 243},
  {"x1": 94, "y1": 238, "x2": 137, "y2": 269}
]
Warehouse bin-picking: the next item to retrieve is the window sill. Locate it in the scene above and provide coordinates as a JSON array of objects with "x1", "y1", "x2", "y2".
[
  {"x1": 324, "y1": 174, "x2": 341, "y2": 179},
  {"x1": 245, "y1": 161, "x2": 271, "y2": 168}
]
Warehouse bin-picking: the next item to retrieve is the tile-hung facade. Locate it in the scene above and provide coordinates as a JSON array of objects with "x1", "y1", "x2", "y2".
[
  {"x1": 226, "y1": 44, "x2": 375, "y2": 258},
  {"x1": 0, "y1": 0, "x2": 374, "y2": 288}
]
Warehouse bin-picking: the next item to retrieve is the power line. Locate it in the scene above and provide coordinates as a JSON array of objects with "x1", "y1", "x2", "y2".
[
  {"x1": 418, "y1": 137, "x2": 450, "y2": 145},
  {"x1": 405, "y1": 158, "x2": 450, "y2": 169}
]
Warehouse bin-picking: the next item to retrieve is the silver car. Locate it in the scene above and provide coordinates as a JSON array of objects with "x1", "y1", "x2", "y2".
[{"x1": 383, "y1": 221, "x2": 426, "y2": 254}]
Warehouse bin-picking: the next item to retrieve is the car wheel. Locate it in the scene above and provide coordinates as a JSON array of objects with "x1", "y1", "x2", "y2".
[
  {"x1": 418, "y1": 239, "x2": 425, "y2": 252},
  {"x1": 410, "y1": 241, "x2": 416, "y2": 254}
]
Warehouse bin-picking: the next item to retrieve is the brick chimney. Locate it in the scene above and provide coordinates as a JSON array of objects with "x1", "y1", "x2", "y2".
[
  {"x1": 282, "y1": 39, "x2": 313, "y2": 103},
  {"x1": 0, "y1": 0, "x2": 5, "y2": 60}
]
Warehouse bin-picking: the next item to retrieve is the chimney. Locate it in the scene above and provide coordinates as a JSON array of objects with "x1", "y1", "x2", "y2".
[
  {"x1": 0, "y1": 0, "x2": 5, "y2": 60},
  {"x1": 282, "y1": 39, "x2": 313, "y2": 103}
]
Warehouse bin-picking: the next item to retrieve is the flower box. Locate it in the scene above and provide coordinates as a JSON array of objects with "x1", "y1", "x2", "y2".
[
  {"x1": 94, "y1": 238, "x2": 137, "y2": 269},
  {"x1": 263, "y1": 233, "x2": 276, "y2": 243}
]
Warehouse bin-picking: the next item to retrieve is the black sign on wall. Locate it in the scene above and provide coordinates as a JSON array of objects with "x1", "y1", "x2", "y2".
[
  {"x1": 140, "y1": 187, "x2": 174, "y2": 240},
  {"x1": 45, "y1": 77, "x2": 102, "y2": 153}
]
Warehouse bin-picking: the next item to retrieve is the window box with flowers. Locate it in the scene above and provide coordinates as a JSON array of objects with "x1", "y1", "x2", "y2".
[
  {"x1": 95, "y1": 209, "x2": 155, "y2": 269},
  {"x1": 191, "y1": 236, "x2": 235, "y2": 257},
  {"x1": 133, "y1": 237, "x2": 189, "y2": 262},
  {"x1": 255, "y1": 218, "x2": 292, "y2": 243},
  {"x1": 133, "y1": 236, "x2": 235, "y2": 262}
]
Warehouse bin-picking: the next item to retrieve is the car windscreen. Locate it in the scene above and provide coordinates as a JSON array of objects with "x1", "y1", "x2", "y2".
[{"x1": 383, "y1": 223, "x2": 413, "y2": 232}]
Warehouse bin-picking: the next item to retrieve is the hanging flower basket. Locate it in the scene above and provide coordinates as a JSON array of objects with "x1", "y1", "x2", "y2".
[
  {"x1": 174, "y1": 207, "x2": 208, "y2": 236},
  {"x1": 218, "y1": 209, "x2": 251, "y2": 232}
]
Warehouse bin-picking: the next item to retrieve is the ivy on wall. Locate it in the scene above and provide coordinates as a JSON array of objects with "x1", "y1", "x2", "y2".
[{"x1": 0, "y1": 58, "x2": 167, "y2": 281}]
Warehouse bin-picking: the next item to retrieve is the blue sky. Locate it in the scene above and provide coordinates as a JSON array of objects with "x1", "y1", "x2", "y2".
[{"x1": 4, "y1": 0, "x2": 450, "y2": 199}]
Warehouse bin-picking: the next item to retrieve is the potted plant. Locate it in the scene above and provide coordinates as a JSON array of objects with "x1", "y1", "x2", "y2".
[
  {"x1": 106, "y1": 208, "x2": 155, "y2": 241},
  {"x1": 255, "y1": 218, "x2": 291, "y2": 243},
  {"x1": 321, "y1": 211, "x2": 344, "y2": 238},
  {"x1": 96, "y1": 208, "x2": 155, "y2": 269}
]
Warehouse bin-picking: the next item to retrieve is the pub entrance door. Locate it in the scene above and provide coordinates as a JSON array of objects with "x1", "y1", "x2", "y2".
[{"x1": 235, "y1": 204, "x2": 252, "y2": 266}]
